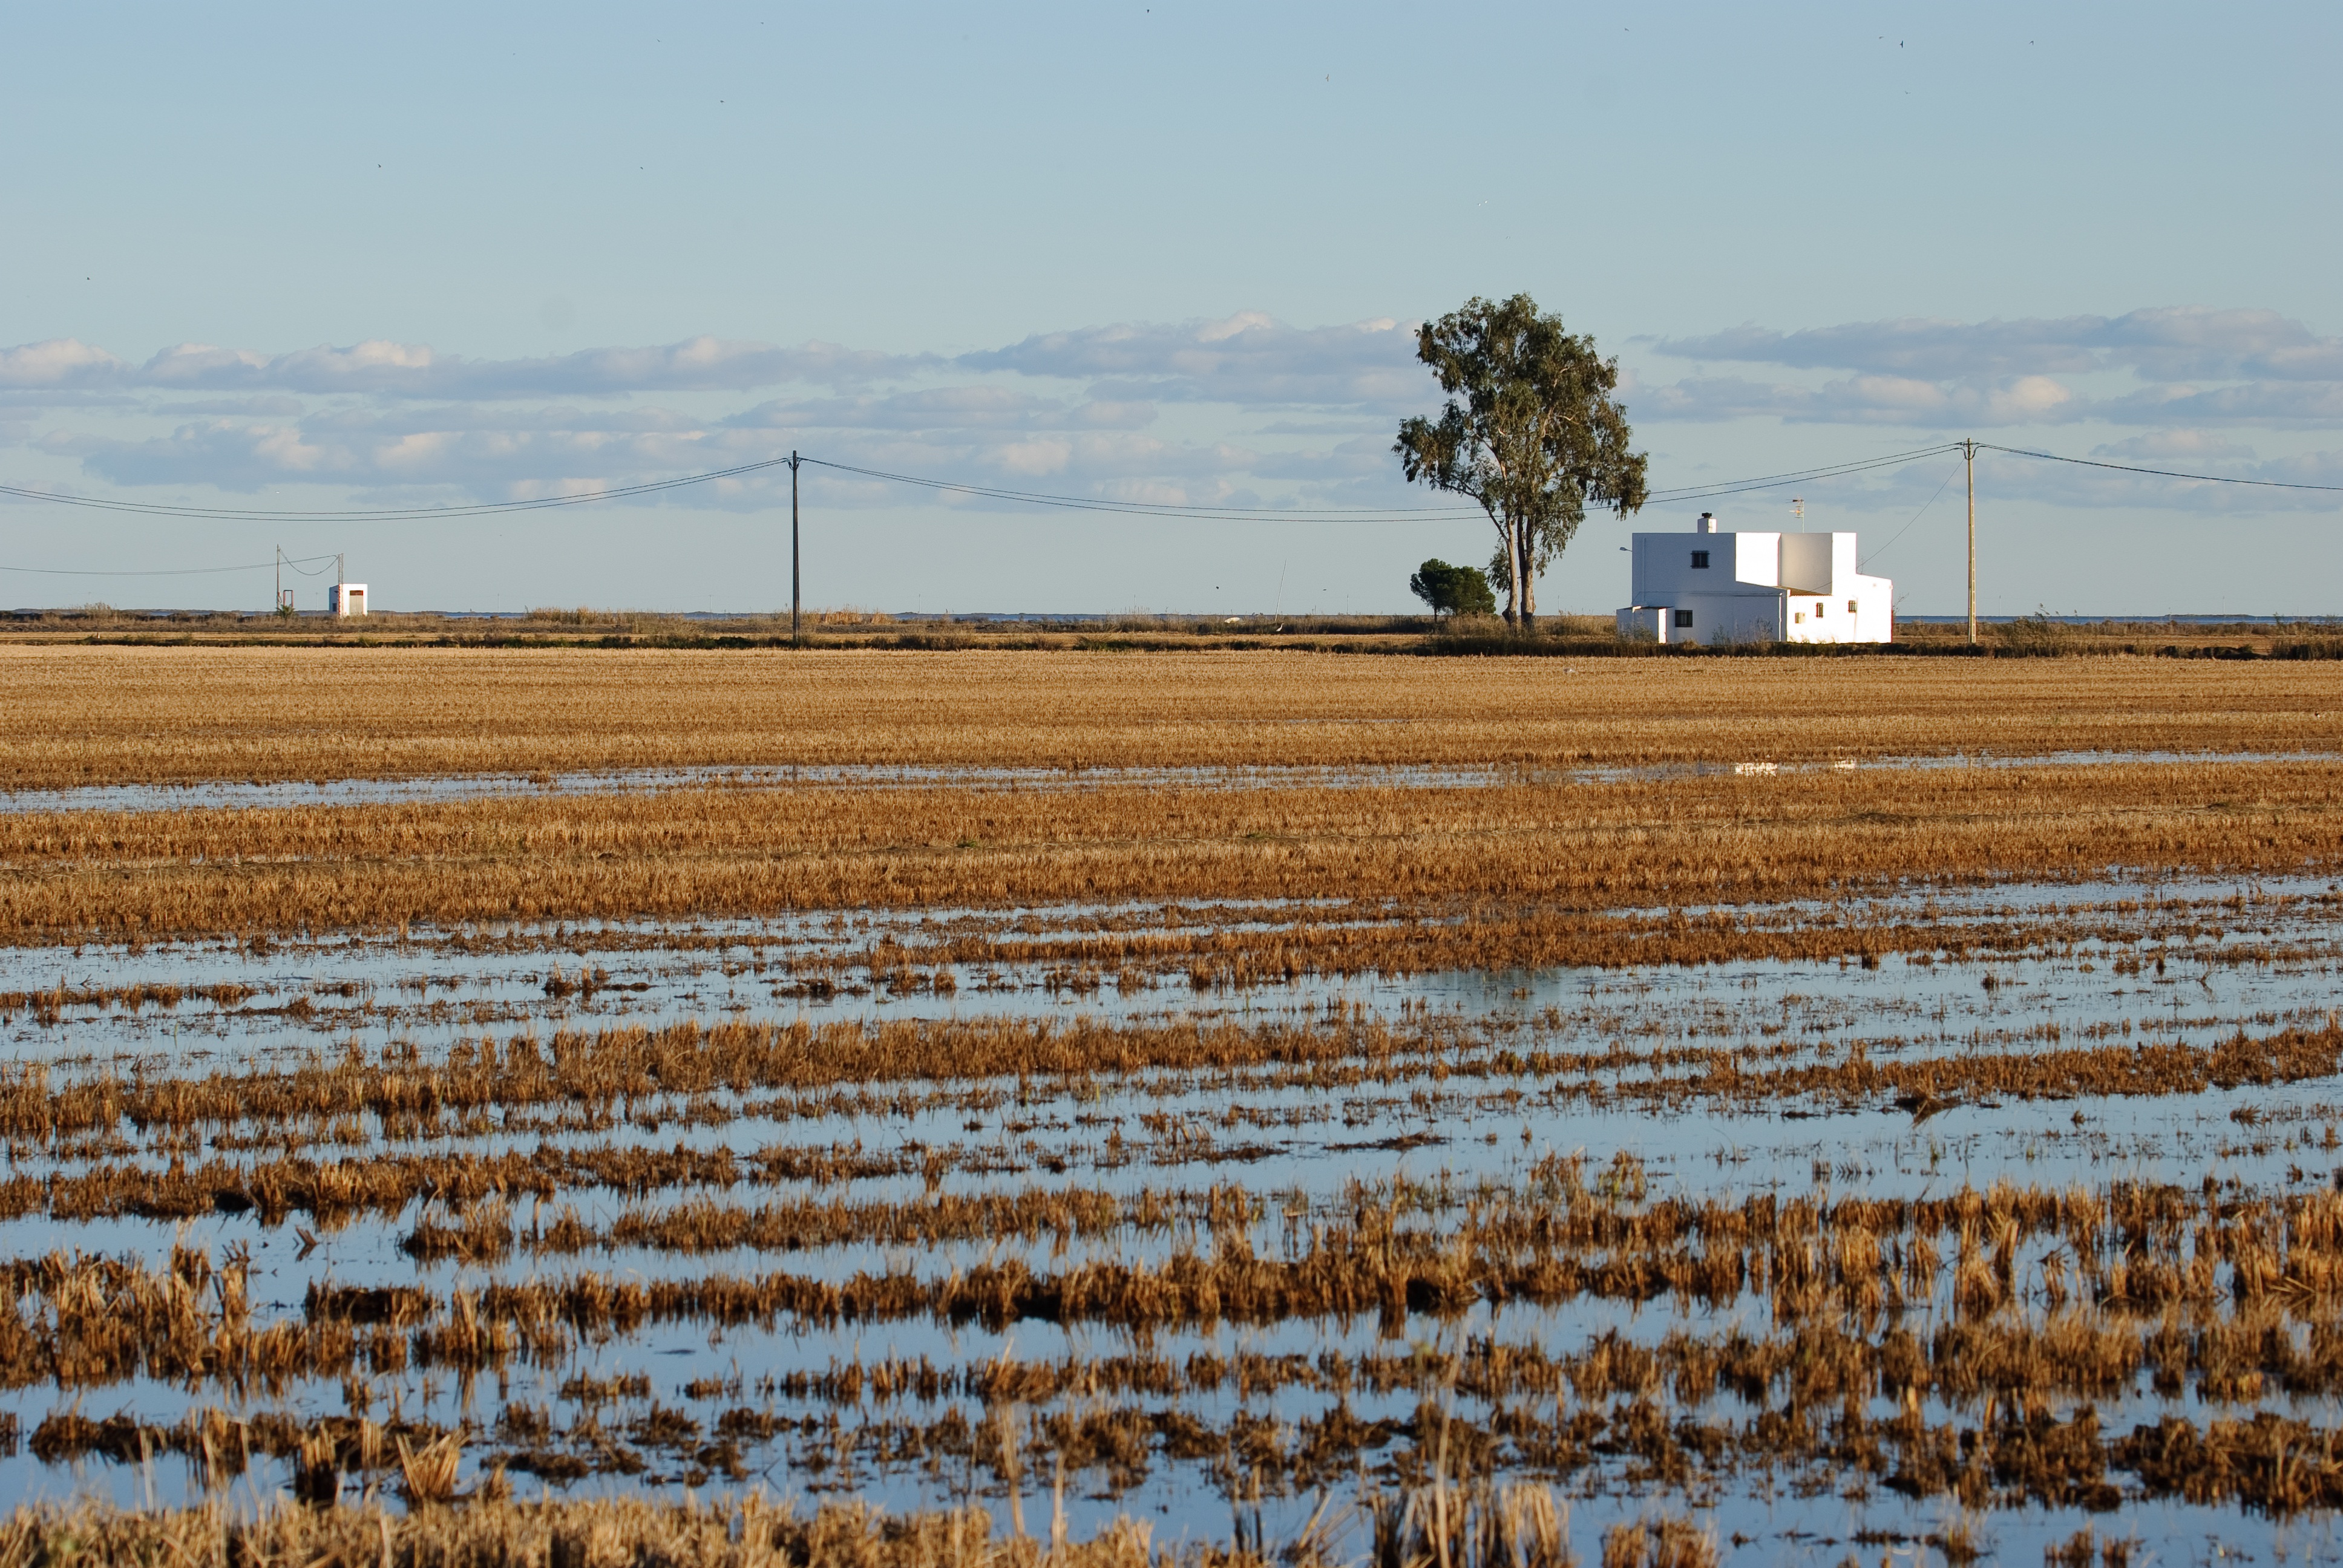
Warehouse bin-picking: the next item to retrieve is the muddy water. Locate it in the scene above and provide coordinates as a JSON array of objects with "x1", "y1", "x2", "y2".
[
  {"x1": 1, "y1": 748, "x2": 2329, "y2": 815},
  {"x1": 0, "y1": 875, "x2": 2340, "y2": 1560},
  {"x1": 4, "y1": 874, "x2": 2333, "y2": 1067}
]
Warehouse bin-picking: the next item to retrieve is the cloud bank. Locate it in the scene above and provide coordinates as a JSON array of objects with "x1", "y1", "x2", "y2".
[{"x1": 6, "y1": 305, "x2": 2341, "y2": 515}]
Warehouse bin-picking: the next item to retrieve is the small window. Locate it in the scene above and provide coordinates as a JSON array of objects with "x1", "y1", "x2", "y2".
[
  {"x1": 1674, "y1": 609, "x2": 1693, "y2": 628},
  {"x1": 1794, "y1": 612, "x2": 1805, "y2": 625},
  {"x1": 1689, "y1": 550, "x2": 1710, "y2": 569},
  {"x1": 1847, "y1": 600, "x2": 1858, "y2": 615},
  {"x1": 1815, "y1": 601, "x2": 1826, "y2": 618}
]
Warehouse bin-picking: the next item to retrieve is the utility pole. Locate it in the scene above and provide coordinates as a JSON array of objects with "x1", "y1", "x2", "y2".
[
  {"x1": 790, "y1": 451, "x2": 801, "y2": 644},
  {"x1": 1962, "y1": 439, "x2": 1978, "y2": 646}
]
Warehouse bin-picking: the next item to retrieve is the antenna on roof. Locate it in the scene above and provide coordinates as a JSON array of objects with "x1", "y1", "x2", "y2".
[{"x1": 1790, "y1": 496, "x2": 1805, "y2": 520}]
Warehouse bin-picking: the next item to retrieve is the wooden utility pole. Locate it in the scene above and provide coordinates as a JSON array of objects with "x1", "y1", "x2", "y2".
[
  {"x1": 1962, "y1": 439, "x2": 1978, "y2": 645},
  {"x1": 790, "y1": 451, "x2": 801, "y2": 644}
]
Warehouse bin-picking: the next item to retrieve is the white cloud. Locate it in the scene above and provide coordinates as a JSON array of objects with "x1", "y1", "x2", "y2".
[
  {"x1": 959, "y1": 313, "x2": 1425, "y2": 408},
  {"x1": 1654, "y1": 307, "x2": 2343, "y2": 382},
  {"x1": 10, "y1": 305, "x2": 2342, "y2": 519},
  {"x1": 0, "y1": 339, "x2": 128, "y2": 388},
  {"x1": 725, "y1": 388, "x2": 1158, "y2": 433},
  {"x1": 123, "y1": 336, "x2": 932, "y2": 397},
  {"x1": 2089, "y1": 381, "x2": 2343, "y2": 426},
  {"x1": 1640, "y1": 373, "x2": 2079, "y2": 428}
]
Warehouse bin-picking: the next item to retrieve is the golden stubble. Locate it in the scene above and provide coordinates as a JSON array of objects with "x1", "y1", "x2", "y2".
[
  {"x1": 0, "y1": 646, "x2": 2336, "y2": 787},
  {"x1": 0, "y1": 756, "x2": 2336, "y2": 942}
]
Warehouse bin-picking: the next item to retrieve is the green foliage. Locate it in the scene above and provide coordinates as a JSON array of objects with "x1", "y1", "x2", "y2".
[
  {"x1": 1407, "y1": 559, "x2": 1498, "y2": 621},
  {"x1": 1394, "y1": 294, "x2": 1647, "y2": 624}
]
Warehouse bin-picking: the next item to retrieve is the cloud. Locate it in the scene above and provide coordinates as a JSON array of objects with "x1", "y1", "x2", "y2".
[
  {"x1": 0, "y1": 339, "x2": 129, "y2": 388},
  {"x1": 13, "y1": 306, "x2": 2343, "y2": 520},
  {"x1": 1654, "y1": 307, "x2": 2343, "y2": 382},
  {"x1": 726, "y1": 388, "x2": 1158, "y2": 432},
  {"x1": 960, "y1": 312, "x2": 1427, "y2": 408},
  {"x1": 1642, "y1": 373, "x2": 2078, "y2": 428},
  {"x1": 2088, "y1": 381, "x2": 2343, "y2": 426},
  {"x1": 2089, "y1": 431, "x2": 2258, "y2": 462},
  {"x1": 131, "y1": 336, "x2": 933, "y2": 398},
  {"x1": 4, "y1": 312, "x2": 1426, "y2": 413},
  {"x1": 41, "y1": 416, "x2": 782, "y2": 496}
]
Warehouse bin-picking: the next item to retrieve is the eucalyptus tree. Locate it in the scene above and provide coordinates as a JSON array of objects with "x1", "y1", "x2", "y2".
[{"x1": 1394, "y1": 295, "x2": 1648, "y2": 628}]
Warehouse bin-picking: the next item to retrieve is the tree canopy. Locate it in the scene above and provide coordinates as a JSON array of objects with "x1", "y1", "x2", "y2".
[
  {"x1": 1407, "y1": 558, "x2": 1497, "y2": 621},
  {"x1": 1394, "y1": 295, "x2": 1648, "y2": 627}
]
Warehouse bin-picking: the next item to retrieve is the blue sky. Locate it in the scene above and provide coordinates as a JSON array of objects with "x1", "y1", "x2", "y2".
[{"x1": 4, "y1": 2, "x2": 2339, "y2": 615}]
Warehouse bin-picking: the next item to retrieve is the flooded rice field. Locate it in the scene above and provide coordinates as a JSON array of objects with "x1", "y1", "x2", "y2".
[
  {"x1": 7, "y1": 874, "x2": 2343, "y2": 1561},
  {"x1": 8, "y1": 651, "x2": 2343, "y2": 1564}
]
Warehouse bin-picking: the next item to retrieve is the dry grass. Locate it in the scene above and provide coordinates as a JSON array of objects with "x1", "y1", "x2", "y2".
[
  {"x1": 0, "y1": 648, "x2": 2335, "y2": 789},
  {"x1": 0, "y1": 1495, "x2": 1202, "y2": 1568},
  {"x1": 2, "y1": 755, "x2": 2339, "y2": 942}
]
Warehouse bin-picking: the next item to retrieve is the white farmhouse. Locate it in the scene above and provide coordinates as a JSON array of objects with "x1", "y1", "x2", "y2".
[{"x1": 1616, "y1": 513, "x2": 1892, "y2": 645}]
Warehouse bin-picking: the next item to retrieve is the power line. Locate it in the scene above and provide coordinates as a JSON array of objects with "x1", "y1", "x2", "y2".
[
  {"x1": 1858, "y1": 463, "x2": 1963, "y2": 571},
  {"x1": 799, "y1": 458, "x2": 1486, "y2": 520},
  {"x1": 1981, "y1": 443, "x2": 2343, "y2": 494},
  {"x1": 0, "y1": 445, "x2": 1967, "y2": 531},
  {"x1": 0, "y1": 552, "x2": 339, "y2": 577},
  {"x1": 0, "y1": 455, "x2": 802, "y2": 522},
  {"x1": 1645, "y1": 443, "x2": 1965, "y2": 503},
  {"x1": 13, "y1": 437, "x2": 2313, "y2": 544}
]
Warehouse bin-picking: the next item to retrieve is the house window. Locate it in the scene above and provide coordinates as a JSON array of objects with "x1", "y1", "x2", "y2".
[
  {"x1": 1847, "y1": 600, "x2": 1858, "y2": 614},
  {"x1": 1689, "y1": 550, "x2": 1709, "y2": 569},
  {"x1": 1794, "y1": 612, "x2": 1805, "y2": 625},
  {"x1": 1673, "y1": 609, "x2": 1693, "y2": 628},
  {"x1": 1815, "y1": 601, "x2": 1826, "y2": 618}
]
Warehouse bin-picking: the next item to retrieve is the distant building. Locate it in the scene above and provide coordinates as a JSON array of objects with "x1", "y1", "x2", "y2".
[
  {"x1": 1616, "y1": 514, "x2": 1891, "y2": 644},
  {"x1": 329, "y1": 583, "x2": 368, "y2": 616}
]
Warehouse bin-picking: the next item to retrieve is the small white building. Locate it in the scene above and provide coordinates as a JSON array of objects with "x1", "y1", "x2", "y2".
[
  {"x1": 329, "y1": 583, "x2": 368, "y2": 616},
  {"x1": 1616, "y1": 514, "x2": 1891, "y2": 645}
]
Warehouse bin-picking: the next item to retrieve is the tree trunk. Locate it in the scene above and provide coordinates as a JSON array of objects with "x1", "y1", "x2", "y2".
[
  {"x1": 1499, "y1": 519, "x2": 1521, "y2": 626},
  {"x1": 1517, "y1": 524, "x2": 1537, "y2": 630}
]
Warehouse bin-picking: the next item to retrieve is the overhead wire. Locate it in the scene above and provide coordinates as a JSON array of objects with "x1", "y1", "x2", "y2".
[
  {"x1": 5, "y1": 438, "x2": 2319, "y2": 585},
  {"x1": 798, "y1": 457, "x2": 1486, "y2": 520},
  {"x1": 0, "y1": 552, "x2": 339, "y2": 577},
  {"x1": 0, "y1": 454, "x2": 804, "y2": 523},
  {"x1": 1859, "y1": 464, "x2": 1962, "y2": 571},
  {"x1": 0, "y1": 445, "x2": 1964, "y2": 531},
  {"x1": 1980, "y1": 443, "x2": 2343, "y2": 494},
  {"x1": 1645, "y1": 443, "x2": 1964, "y2": 504}
]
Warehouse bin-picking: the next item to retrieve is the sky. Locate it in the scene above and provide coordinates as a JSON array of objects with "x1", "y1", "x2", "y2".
[{"x1": 3, "y1": 1, "x2": 2339, "y2": 616}]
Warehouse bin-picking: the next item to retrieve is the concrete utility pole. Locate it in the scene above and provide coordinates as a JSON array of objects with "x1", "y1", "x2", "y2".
[
  {"x1": 1962, "y1": 439, "x2": 1978, "y2": 645},
  {"x1": 790, "y1": 451, "x2": 801, "y2": 644}
]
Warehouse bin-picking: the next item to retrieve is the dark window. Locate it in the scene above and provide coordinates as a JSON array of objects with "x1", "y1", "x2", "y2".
[
  {"x1": 1674, "y1": 609, "x2": 1693, "y2": 628},
  {"x1": 1689, "y1": 550, "x2": 1710, "y2": 569}
]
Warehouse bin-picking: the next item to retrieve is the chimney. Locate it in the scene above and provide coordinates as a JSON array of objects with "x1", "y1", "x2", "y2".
[{"x1": 1696, "y1": 512, "x2": 1718, "y2": 534}]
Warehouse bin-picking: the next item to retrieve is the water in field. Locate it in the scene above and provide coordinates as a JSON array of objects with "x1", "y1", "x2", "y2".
[
  {"x1": 2, "y1": 866, "x2": 2342, "y2": 1559},
  {"x1": 0, "y1": 748, "x2": 2328, "y2": 815},
  {"x1": 2, "y1": 872, "x2": 2333, "y2": 1072}
]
